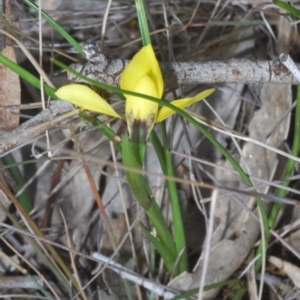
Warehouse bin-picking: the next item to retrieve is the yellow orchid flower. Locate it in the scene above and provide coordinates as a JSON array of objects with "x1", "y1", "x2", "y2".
[
  {"x1": 119, "y1": 44, "x2": 163, "y2": 139},
  {"x1": 55, "y1": 44, "x2": 215, "y2": 140}
]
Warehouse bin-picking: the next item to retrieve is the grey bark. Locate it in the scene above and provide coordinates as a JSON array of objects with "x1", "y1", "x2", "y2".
[{"x1": 68, "y1": 44, "x2": 298, "y2": 86}]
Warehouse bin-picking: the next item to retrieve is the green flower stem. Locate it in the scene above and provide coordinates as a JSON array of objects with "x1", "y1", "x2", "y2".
[
  {"x1": 23, "y1": 0, "x2": 84, "y2": 57},
  {"x1": 77, "y1": 117, "x2": 179, "y2": 273},
  {"x1": 122, "y1": 133, "x2": 178, "y2": 274},
  {"x1": 134, "y1": 0, "x2": 151, "y2": 46},
  {"x1": 160, "y1": 121, "x2": 187, "y2": 273},
  {"x1": 2, "y1": 154, "x2": 32, "y2": 213}
]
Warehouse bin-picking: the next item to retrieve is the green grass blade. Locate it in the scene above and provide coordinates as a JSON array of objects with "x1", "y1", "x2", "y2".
[
  {"x1": 28, "y1": 275, "x2": 55, "y2": 300},
  {"x1": 134, "y1": 0, "x2": 151, "y2": 46},
  {"x1": 269, "y1": 85, "x2": 300, "y2": 226},
  {"x1": 232, "y1": 285, "x2": 248, "y2": 300},
  {"x1": 161, "y1": 121, "x2": 187, "y2": 273},
  {"x1": 2, "y1": 154, "x2": 32, "y2": 213},
  {"x1": 0, "y1": 53, "x2": 56, "y2": 98},
  {"x1": 23, "y1": 0, "x2": 84, "y2": 57},
  {"x1": 273, "y1": 0, "x2": 300, "y2": 19},
  {"x1": 140, "y1": 222, "x2": 177, "y2": 274}
]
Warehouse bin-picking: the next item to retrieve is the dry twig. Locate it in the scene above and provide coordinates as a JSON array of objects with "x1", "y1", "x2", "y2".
[{"x1": 69, "y1": 44, "x2": 299, "y2": 86}]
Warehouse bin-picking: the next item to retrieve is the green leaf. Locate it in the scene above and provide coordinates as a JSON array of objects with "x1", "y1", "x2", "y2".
[
  {"x1": 2, "y1": 154, "x2": 32, "y2": 213},
  {"x1": 122, "y1": 133, "x2": 152, "y2": 210},
  {"x1": 134, "y1": 0, "x2": 151, "y2": 46},
  {"x1": 122, "y1": 133, "x2": 178, "y2": 273},
  {"x1": 140, "y1": 222, "x2": 176, "y2": 274},
  {"x1": 161, "y1": 122, "x2": 187, "y2": 273},
  {"x1": 0, "y1": 54, "x2": 56, "y2": 99},
  {"x1": 273, "y1": 0, "x2": 300, "y2": 19}
]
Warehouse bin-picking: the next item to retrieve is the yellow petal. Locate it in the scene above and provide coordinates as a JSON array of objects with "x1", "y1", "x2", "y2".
[
  {"x1": 120, "y1": 44, "x2": 163, "y2": 98},
  {"x1": 156, "y1": 88, "x2": 215, "y2": 123},
  {"x1": 125, "y1": 75, "x2": 159, "y2": 137},
  {"x1": 55, "y1": 84, "x2": 121, "y2": 118}
]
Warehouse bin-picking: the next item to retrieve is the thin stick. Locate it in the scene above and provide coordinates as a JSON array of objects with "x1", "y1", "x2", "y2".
[
  {"x1": 198, "y1": 189, "x2": 218, "y2": 299},
  {"x1": 38, "y1": 0, "x2": 51, "y2": 157},
  {"x1": 280, "y1": 53, "x2": 300, "y2": 82},
  {"x1": 92, "y1": 252, "x2": 178, "y2": 299},
  {"x1": 100, "y1": 0, "x2": 113, "y2": 52},
  {"x1": 60, "y1": 210, "x2": 88, "y2": 300}
]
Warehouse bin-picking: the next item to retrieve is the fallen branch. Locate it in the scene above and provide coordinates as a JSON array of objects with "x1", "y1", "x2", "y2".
[
  {"x1": 69, "y1": 44, "x2": 298, "y2": 86},
  {"x1": 0, "y1": 101, "x2": 77, "y2": 156}
]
